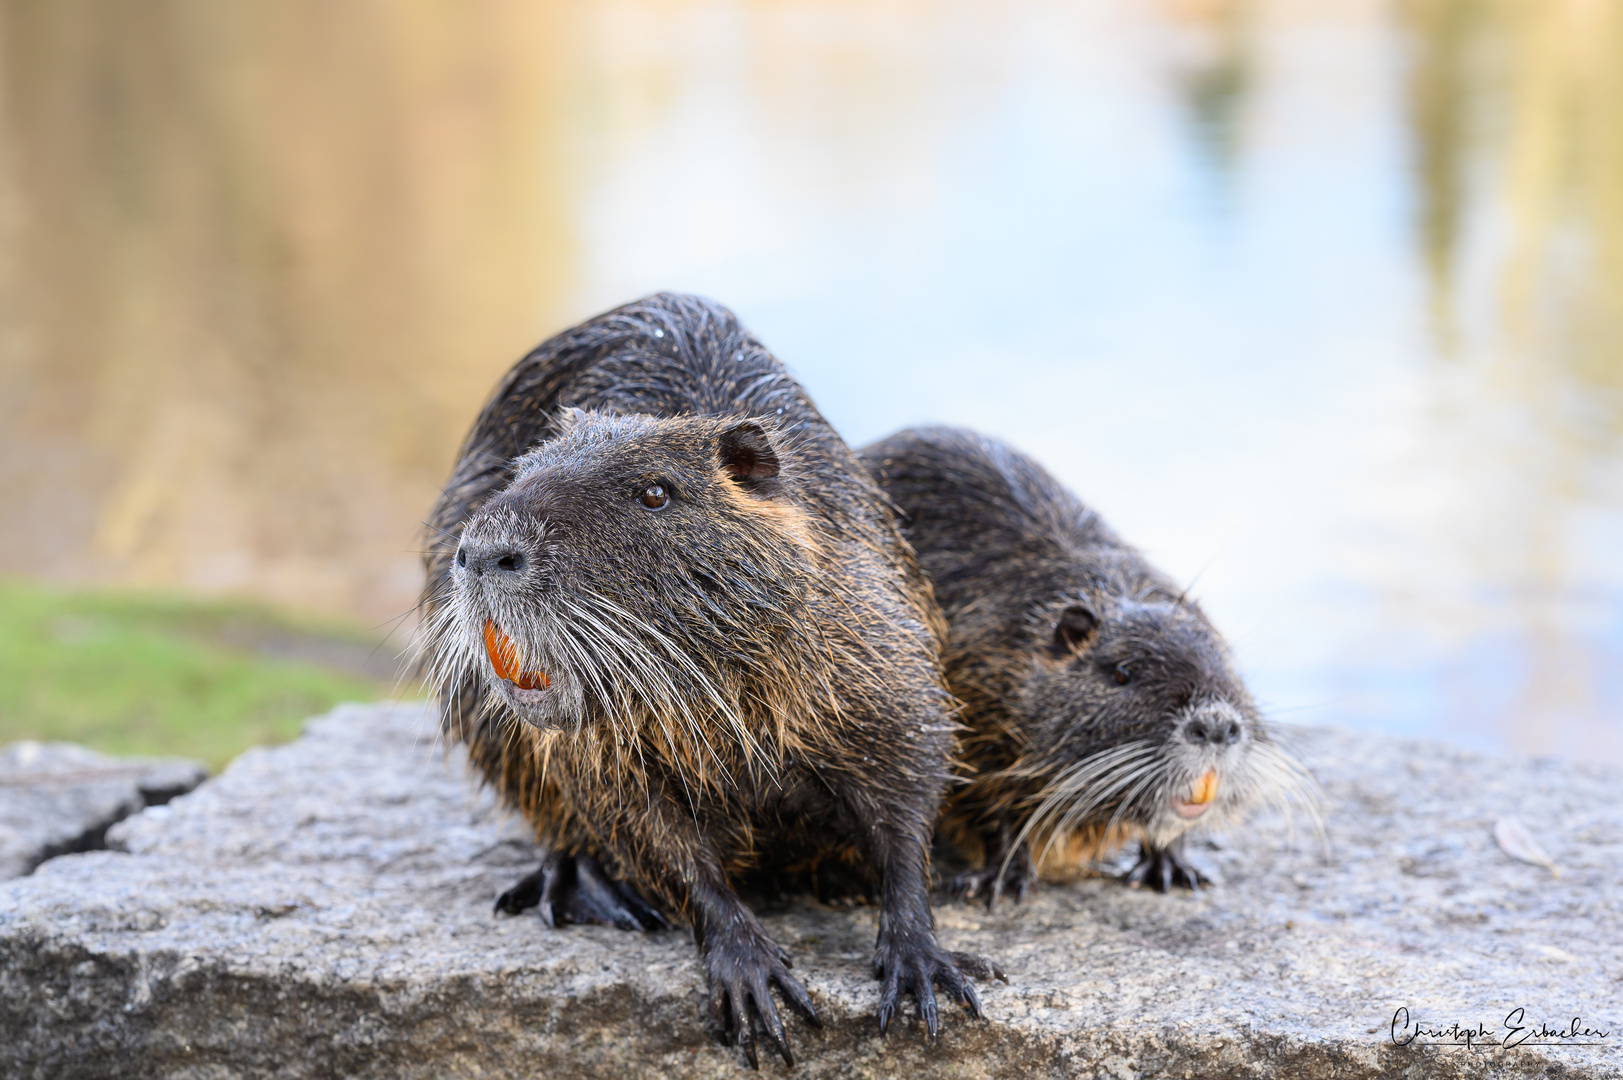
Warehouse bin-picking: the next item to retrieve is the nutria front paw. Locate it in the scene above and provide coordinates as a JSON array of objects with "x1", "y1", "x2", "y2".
[
  {"x1": 1124, "y1": 839, "x2": 1208, "y2": 893},
  {"x1": 705, "y1": 929, "x2": 822, "y2": 1070},
  {"x1": 494, "y1": 851, "x2": 668, "y2": 931},
  {"x1": 949, "y1": 849, "x2": 1033, "y2": 911},
  {"x1": 872, "y1": 933, "x2": 1003, "y2": 1037}
]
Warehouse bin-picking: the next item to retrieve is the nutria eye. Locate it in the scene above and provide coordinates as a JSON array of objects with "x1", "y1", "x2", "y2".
[
  {"x1": 1112, "y1": 663, "x2": 1131, "y2": 686},
  {"x1": 640, "y1": 484, "x2": 669, "y2": 510}
]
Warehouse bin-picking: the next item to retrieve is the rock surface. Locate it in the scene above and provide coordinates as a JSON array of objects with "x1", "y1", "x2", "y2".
[
  {"x1": 1, "y1": 702, "x2": 1618, "y2": 1079},
  {"x1": 0, "y1": 740, "x2": 206, "y2": 880}
]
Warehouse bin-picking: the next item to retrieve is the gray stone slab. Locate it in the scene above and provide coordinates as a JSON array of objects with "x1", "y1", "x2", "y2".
[
  {"x1": 0, "y1": 740, "x2": 207, "y2": 880},
  {"x1": 0, "y1": 702, "x2": 1617, "y2": 1079}
]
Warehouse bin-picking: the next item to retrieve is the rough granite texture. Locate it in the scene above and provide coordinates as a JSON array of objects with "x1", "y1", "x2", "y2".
[
  {"x1": 0, "y1": 702, "x2": 1617, "y2": 1079},
  {"x1": 0, "y1": 740, "x2": 207, "y2": 880}
]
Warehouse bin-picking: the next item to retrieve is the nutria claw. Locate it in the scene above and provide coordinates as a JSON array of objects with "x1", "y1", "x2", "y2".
[
  {"x1": 493, "y1": 850, "x2": 668, "y2": 931},
  {"x1": 706, "y1": 929, "x2": 821, "y2": 1070},
  {"x1": 949, "y1": 846, "x2": 1033, "y2": 911},
  {"x1": 947, "y1": 950, "x2": 1009, "y2": 984},
  {"x1": 872, "y1": 935, "x2": 991, "y2": 1038},
  {"x1": 1124, "y1": 837, "x2": 1208, "y2": 894}
]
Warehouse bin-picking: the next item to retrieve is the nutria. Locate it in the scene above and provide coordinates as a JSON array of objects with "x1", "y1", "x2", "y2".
[
  {"x1": 858, "y1": 426, "x2": 1316, "y2": 907},
  {"x1": 419, "y1": 295, "x2": 995, "y2": 1068}
]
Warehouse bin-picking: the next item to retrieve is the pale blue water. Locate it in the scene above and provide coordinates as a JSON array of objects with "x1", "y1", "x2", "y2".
[{"x1": 566, "y1": 1, "x2": 1623, "y2": 764}]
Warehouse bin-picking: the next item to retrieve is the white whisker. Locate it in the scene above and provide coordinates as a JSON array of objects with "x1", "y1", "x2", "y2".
[{"x1": 1000, "y1": 740, "x2": 1158, "y2": 880}]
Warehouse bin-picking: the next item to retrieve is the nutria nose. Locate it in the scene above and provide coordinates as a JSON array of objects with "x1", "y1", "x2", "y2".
[
  {"x1": 456, "y1": 539, "x2": 530, "y2": 578},
  {"x1": 1184, "y1": 714, "x2": 1243, "y2": 746}
]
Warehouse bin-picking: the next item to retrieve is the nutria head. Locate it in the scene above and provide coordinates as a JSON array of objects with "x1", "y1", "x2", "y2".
[
  {"x1": 425, "y1": 407, "x2": 816, "y2": 761},
  {"x1": 1009, "y1": 562, "x2": 1275, "y2": 857}
]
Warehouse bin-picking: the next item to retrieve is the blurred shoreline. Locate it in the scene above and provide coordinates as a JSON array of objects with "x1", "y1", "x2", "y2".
[{"x1": 1, "y1": 0, "x2": 1617, "y2": 765}]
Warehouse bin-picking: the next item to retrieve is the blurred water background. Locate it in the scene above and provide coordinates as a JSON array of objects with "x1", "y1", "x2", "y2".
[{"x1": 1, "y1": 0, "x2": 1619, "y2": 766}]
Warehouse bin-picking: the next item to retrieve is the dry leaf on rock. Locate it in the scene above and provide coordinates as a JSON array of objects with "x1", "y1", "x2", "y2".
[{"x1": 1493, "y1": 816, "x2": 1560, "y2": 878}]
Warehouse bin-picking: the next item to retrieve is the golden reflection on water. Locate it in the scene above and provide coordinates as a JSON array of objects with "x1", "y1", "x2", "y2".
[
  {"x1": 1396, "y1": 0, "x2": 1623, "y2": 758},
  {"x1": 0, "y1": 1, "x2": 580, "y2": 621},
  {"x1": 0, "y1": 1, "x2": 1618, "y2": 759}
]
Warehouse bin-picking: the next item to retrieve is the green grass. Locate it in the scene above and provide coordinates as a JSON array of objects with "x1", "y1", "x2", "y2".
[{"x1": 0, "y1": 579, "x2": 415, "y2": 770}]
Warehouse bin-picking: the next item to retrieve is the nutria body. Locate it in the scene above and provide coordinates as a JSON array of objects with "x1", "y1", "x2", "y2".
[
  {"x1": 859, "y1": 427, "x2": 1313, "y2": 905},
  {"x1": 420, "y1": 295, "x2": 991, "y2": 1066}
]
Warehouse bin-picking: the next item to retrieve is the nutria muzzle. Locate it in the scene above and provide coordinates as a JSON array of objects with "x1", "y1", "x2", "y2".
[
  {"x1": 455, "y1": 538, "x2": 533, "y2": 580},
  {"x1": 448, "y1": 506, "x2": 576, "y2": 727},
  {"x1": 1181, "y1": 700, "x2": 1245, "y2": 747},
  {"x1": 454, "y1": 503, "x2": 548, "y2": 588},
  {"x1": 1004, "y1": 694, "x2": 1265, "y2": 873},
  {"x1": 1131, "y1": 699, "x2": 1258, "y2": 847}
]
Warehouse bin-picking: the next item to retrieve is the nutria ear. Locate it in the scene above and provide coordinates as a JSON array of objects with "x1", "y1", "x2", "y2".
[
  {"x1": 551, "y1": 406, "x2": 588, "y2": 436},
  {"x1": 1050, "y1": 604, "x2": 1099, "y2": 658},
  {"x1": 718, "y1": 422, "x2": 781, "y2": 487}
]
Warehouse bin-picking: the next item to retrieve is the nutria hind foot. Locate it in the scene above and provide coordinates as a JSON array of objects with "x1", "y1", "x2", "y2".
[
  {"x1": 872, "y1": 933, "x2": 1006, "y2": 1038},
  {"x1": 494, "y1": 850, "x2": 668, "y2": 931},
  {"x1": 705, "y1": 924, "x2": 822, "y2": 1070},
  {"x1": 1124, "y1": 837, "x2": 1208, "y2": 894},
  {"x1": 949, "y1": 844, "x2": 1033, "y2": 911}
]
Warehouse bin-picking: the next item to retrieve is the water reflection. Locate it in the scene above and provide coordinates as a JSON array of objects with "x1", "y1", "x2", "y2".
[
  {"x1": 1390, "y1": 0, "x2": 1623, "y2": 760},
  {"x1": 1170, "y1": 0, "x2": 1256, "y2": 205},
  {"x1": 0, "y1": 1, "x2": 580, "y2": 620},
  {"x1": 0, "y1": 0, "x2": 1617, "y2": 763}
]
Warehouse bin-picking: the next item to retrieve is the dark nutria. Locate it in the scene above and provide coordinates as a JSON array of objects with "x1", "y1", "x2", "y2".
[
  {"x1": 419, "y1": 295, "x2": 995, "y2": 1068},
  {"x1": 858, "y1": 426, "x2": 1317, "y2": 907}
]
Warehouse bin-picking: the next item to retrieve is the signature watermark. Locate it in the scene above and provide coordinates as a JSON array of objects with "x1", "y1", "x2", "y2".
[{"x1": 1390, "y1": 1007, "x2": 1611, "y2": 1051}]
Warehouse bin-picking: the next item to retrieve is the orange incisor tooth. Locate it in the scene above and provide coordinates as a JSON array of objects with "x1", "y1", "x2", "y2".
[
  {"x1": 1191, "y1": 769, "x2": 1218, "y2": 805},
  {"x1": 483, "y1": 620, "x2": 549, "y2": 690}
]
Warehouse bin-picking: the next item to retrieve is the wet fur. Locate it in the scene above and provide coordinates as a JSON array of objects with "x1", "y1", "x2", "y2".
[
  {"x1": 859, "y1": 427, "x2": 1317, "y2": 899},
  {"x1": 419, "y1": 295, "x2": 986, "y2": 1063}
]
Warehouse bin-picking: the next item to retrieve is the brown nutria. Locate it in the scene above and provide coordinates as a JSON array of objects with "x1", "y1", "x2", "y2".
[
  {"x1": 858, "y1": 426, "x2": 1317, "y2": 907},
  {"x1": 419, "y1": 295, "x2": 997, "y2": 1068}
]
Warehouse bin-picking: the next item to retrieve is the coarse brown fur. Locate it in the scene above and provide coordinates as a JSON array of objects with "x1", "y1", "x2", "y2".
[
  {"x1": 859, "y1": 427, "x2": 1318, "y2": 905},
  {"x1": 419, "y1": 295, "x2": 993, "y2": 1068}
]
